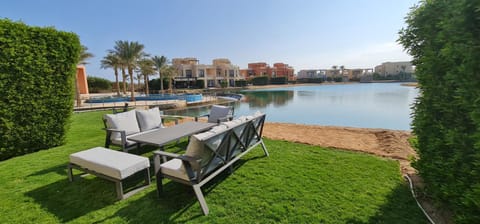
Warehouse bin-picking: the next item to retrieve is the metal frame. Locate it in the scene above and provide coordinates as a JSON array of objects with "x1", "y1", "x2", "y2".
[
  {"x1": 67, "y1": 162, "x2": 151, "y2": 200},
  {"x1": 154, "y1": 114, "x2": 268, "y2": 215}
]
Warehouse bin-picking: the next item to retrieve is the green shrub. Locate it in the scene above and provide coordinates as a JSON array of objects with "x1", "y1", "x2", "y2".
[
  {"x1": 195, "y1": 80, "x2": 204, "y2": 89},
  {"x1": 297, "y1": 78, "x2": 324, "y2": 83},
  {"x1": 235, "y1": 80, "x2": 247, "y2": 87},
  {"x1": 87, "y1": 76, "x2": 112, "y2": 93},
  {"x1": 252, "y1": 76, "x2": 269, "y2": 85},
  {"x1": 0, "y1": 19, "x2": 81, "y2": 160},
  {"x1": 333, "y1": 77, "x2": 343, "y2": 82},
  {"x1": 399, "y1": 1, "x2": 480, "y2": 223},
  {"x1": 149, "y1": 78, "x2": 170, "y2": 92},
  {"x1": 270, "y1": 77, "x2": 287, "y2": 84}
]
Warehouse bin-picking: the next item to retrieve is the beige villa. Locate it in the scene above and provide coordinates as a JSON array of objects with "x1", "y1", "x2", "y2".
[{"x1": 172, "y1": 58, "x2": 243, "y2": 88}]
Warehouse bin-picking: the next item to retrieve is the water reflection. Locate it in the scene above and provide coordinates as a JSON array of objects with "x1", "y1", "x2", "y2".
[
  {"x1": 241, "y1": 90, "x2": 294, "y2": 109},
  {"x1": 165, "y1": 83, "x2": 419, "y2": 130}
]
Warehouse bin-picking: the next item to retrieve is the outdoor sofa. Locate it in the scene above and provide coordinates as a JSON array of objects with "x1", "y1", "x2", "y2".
[
  {"x1": 103, "y1": 107, "x2": 177, "y2": 152},
  {"x1": 154, "y1": 111, "x2": 268, "y2": 215}
]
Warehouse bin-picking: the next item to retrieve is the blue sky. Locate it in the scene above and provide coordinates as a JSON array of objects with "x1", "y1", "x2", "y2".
[{"x1": 1, "y1": 0, "x2": 418, "y2": 80}]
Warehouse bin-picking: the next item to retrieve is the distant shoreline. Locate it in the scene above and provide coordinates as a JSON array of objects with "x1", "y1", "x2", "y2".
[{"x1": 245, "y1": 81, "x2": 418, "y2": 90}]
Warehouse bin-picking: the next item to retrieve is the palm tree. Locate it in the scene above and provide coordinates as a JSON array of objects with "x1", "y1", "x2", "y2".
[
  {"x1": 112, "y1": 40, "x2": 146, "y2": 101},
  {"x1": 107, "y1": 49, "x2": 127, "y2": 94},
  {"x1": 101, "y1": 53, "x2": 121, "y2": 96},
  {"x1": 75, "y1": 45, "x2": 94, "y2": 107},
  {"x1": 78, "y1": 45, "x2": 94, "y2": 65},
  {"x1": 161, "y1": 65, "x2": 178, "y2": 93},
  {"x1": 136, "y1": 58, "x2": 156, "y2": 95},
  {"x1": 152, "y1": 55, "x2": 167, "y2": 93}
]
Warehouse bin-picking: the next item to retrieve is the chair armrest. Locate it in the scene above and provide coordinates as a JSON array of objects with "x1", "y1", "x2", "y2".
[
  {"x1": 178, "y1": 155, "x2": 202, "y2": 181},
  {"x1": 194, "y1": 114, "x2": 209, "y2": 122},
  {"x1": 104, "y1": 128, "x2": 127, "y2": 140},
  {"x1": 103, "y1": 128, "x2": 125, "y2": 133},
  {"x1": 154, "y1": 151, "x2": 181, "y2": 159},
  {"x1": 178, "y1": 155, "x2": 201, "y2": 171},
  {"x1": 160, "y1": 115, "x2": 179, "y2": 125},
  {"x1": 216, "y1": 115, "x2": 234, "y2": 123}
]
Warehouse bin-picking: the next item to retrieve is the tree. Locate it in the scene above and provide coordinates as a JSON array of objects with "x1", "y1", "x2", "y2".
[
  {"x1": 152, "y1": 55, "x2": 168, "y2": 93},
  {"x1": 160, "y1": 65, "x2": 178, "y2": 93},
  {"x1": 101, "y1": 53, "x2": 121, "y2": 96},
  {"x1": 136, "y1": 58, "x2": 155, "y2": 95},
  {"x1": 78, "y1": 45, "x2": 94, "y2": 65},
  {"x1": 399, "y1": 1, "x2": 480, "y2": 222},
  {"x1": 112, "y1": 41, "x2": 146, "y2": 101}
]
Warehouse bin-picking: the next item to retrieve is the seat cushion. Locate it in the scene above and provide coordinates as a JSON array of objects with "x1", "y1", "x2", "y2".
[
  {"x1": 160, "y1": 158, "x2": 189, "y2": 181},
  {"x1": 208, "y1": 105, "x2": 231, "y2": 123},
  {"x1": 136, "y1": 107, "x2": 163, "y2": 132},
  {"x1": 104, "y1": 110, "x2": 141, "y2": 141},
  {"x1": 70, "y1": 147, "x2": 150, "y2": 180}
]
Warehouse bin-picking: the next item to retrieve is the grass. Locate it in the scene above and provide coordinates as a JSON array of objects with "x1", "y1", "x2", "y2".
[{"x1": 0, "y1": 111, "x2": 428, "y2": 223}]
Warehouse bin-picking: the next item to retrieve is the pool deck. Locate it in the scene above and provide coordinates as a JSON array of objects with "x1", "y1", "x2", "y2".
[{"x1": 74, "y1": 93, "x2": 218, "y2": 112}]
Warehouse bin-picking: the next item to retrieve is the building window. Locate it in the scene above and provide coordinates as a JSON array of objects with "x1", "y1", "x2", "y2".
[
  {"x1": 229, "y1": 70, "x2": 235, "y2": 77},
  {"x1": 186, "y1": 70, "x2": 192, "y2": 78},
  {"x1": 198, "y1": 69, "x2": 205, "y2": 77},
  {"x1": 207, "y1": 80, "x2": 215, "y2": 87}
]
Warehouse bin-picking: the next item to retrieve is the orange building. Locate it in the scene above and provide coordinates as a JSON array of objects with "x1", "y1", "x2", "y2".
[
  {"x1": 244, "y1": 62, "x2": 295, "y2": 81},
  {"x1": 76, "y1": 65, "x2": 89, "y2": 95}
]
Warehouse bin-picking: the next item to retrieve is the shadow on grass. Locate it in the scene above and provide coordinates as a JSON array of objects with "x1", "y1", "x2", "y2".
[
  {"x1": 346, "y1": 182, "x2": 429, "y2": 224},
  {"x1": 27, "y1": 164, "x2": 67, "y2": 177},
  {"x1": 101, "y1": 157, "x2": 264, "y2": 223},
  {"x1": 24, "y1": 157, "x2": 257, "y2": 223},
  {"x1": 25, "y1": 173, "x2": 118, "y2": 222}
]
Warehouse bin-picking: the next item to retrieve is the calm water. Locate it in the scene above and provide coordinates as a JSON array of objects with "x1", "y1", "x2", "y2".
[{"x1": 167, "y1": 83, "x2": 419, "y2": 130}]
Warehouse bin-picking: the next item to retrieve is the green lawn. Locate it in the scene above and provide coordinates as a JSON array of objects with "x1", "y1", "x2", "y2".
[{"x1": 0, "y1": 111, "x2": 428, "y2": 223}]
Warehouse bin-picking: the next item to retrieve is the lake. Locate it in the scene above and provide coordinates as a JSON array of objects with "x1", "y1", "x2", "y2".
[{"x1": 167, "y1": 83, "x2": 419, "y2": 130}]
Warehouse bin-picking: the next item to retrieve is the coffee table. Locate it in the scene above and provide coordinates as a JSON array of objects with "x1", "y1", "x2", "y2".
[{"x1": 127, "y1": 121, "x2": 216, "y2": 153}]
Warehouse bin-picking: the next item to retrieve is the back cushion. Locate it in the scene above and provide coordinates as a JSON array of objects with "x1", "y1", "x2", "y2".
[
  {"x1": 104, "y1": 110, "x2": 141, "y2": 140},
  {"x1": 208, "y1": 105, "x2": 231, "y2": 123},
  {"x1": 136, "y1": 107, "x2": 163, "y2": 132},
  {"x1": 185, "y1": 125, "x2": 229, "y2": 167}
]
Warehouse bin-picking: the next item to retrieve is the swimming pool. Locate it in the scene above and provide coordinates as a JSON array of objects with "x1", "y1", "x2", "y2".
[{"x1": 85, "y1": 94, "x2": 203, "y2": 103}]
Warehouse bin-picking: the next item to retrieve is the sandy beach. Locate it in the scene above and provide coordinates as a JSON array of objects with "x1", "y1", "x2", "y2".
[{"x1": 262, "y1": 122, "x2": 417, "y2": 175}]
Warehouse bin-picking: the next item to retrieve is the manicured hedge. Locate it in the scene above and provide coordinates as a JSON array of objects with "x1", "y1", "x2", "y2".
[
  {"x1": 400, "y1": 1, "x2": 480, "y2": 223},
  {"x1": 270, "y1": 77, "x2": 287, "y2": 84},
  {"x1": 297, "y1": 78, "x2": 324, "y2": 83},
  {"x1": 252, "y1": 76, "x2": 269, "y2": 85},
  {"x1": 235, "y1": 80, "x2": 247, "y2": 87},
  {"x1": 87, "y1": 76, "x2": 112, "y2": 93},
  {"x1": 0, "y1": 19, "x2": 81, "y2": 160}
]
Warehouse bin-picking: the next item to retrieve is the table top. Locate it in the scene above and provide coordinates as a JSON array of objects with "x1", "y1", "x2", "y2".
[{"x1": 128, "y1": 121, "x2": 217, "y2": 147}]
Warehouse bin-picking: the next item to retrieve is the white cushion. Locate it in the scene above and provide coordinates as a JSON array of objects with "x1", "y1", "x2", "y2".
[
  {"x1": 185, "y1": 135, "x2": 205, "y2": 159},
  {"x1": 104, "y1": 110, "x2": 140, "y2": 141},
  {"x1": 70, "y1": 147, "x2": 150, "y2": 180},
  {"x1": 160, "y1": 158, "x2": 189, "y2": 180},
  {"x1": 208, "y1": 105, "x2": 231, "y2": 123},
  {"x1": 136, "y1": 107, "x2": 163, "y2": 132}
]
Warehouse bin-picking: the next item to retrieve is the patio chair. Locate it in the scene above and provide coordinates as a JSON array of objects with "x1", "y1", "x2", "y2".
[{"x1": 195, "y1": 105, "x2": 234, "y2": 123}]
